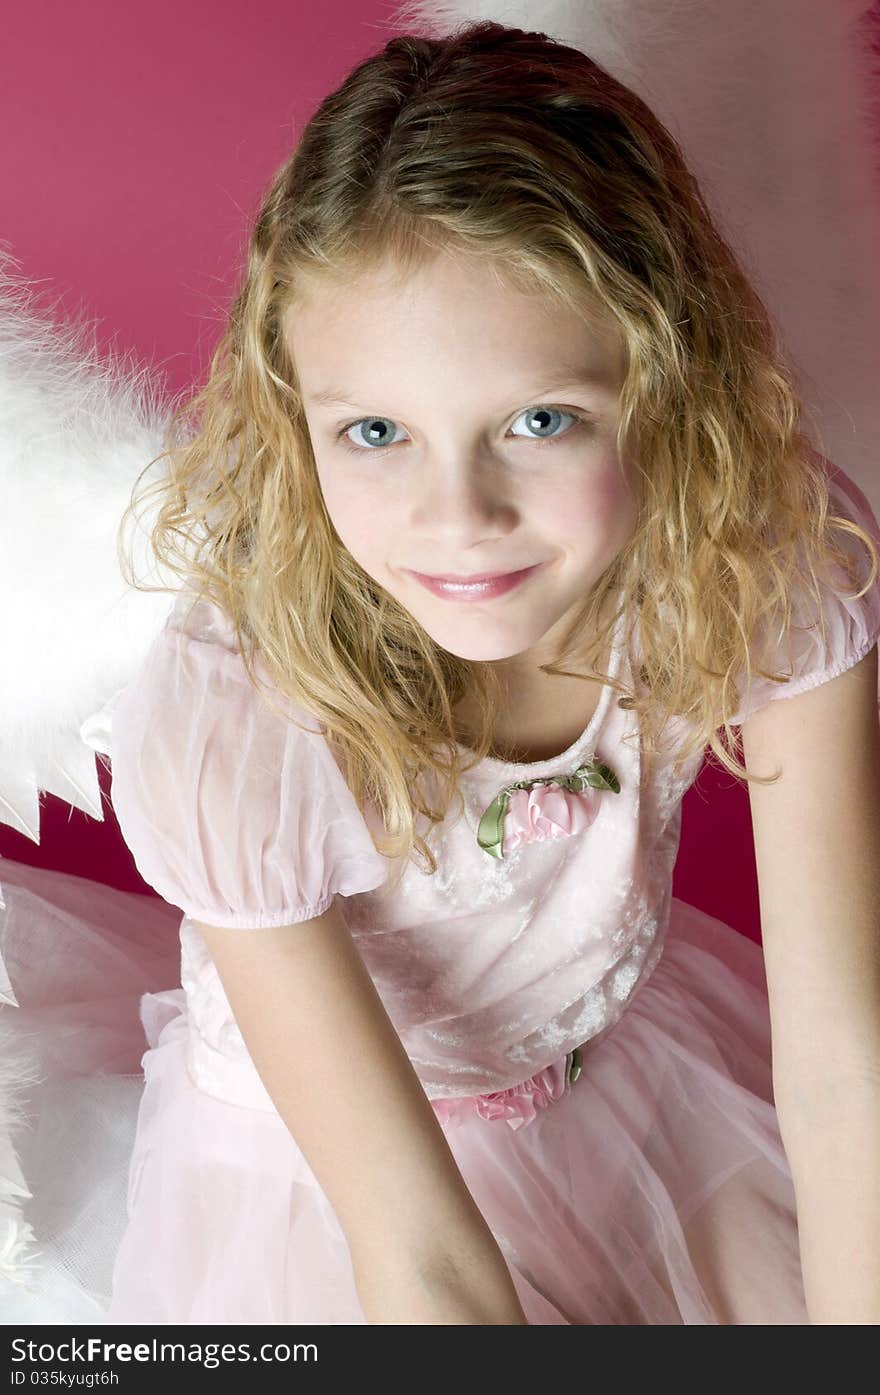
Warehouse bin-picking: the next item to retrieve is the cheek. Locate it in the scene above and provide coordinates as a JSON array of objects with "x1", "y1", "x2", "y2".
[
  {"x1": 316, "y1": 468, "x2": 393, "y2": 563},
  {"x1": 542, "y1": 459, "x2": 636, "y2": 547}
]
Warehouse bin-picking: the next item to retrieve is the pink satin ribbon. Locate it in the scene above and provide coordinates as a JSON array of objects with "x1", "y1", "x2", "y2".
[
  {"x1": 502, "y1": 782, "x2": 603, "y2": 857},
  {"x1": 431, "y1": 1049, "x2": 581, "y2": 1132}
]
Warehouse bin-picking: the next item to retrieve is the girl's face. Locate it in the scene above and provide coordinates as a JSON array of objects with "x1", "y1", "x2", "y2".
[{"x1": 284, "y1": 253, "x2": 637, "y2": 667}]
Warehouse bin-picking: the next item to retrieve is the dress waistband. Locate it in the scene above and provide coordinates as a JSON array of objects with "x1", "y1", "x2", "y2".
[
  {"x1": 429, "y1": 1047, "x2": 583, "y2": 1132},
  {"x1": 143, "y1": 985, "x2": 585, "y2": 1130}
]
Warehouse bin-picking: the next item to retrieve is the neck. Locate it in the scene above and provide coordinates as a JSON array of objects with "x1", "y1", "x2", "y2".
[{"x1": 453, "y1": 589, "x2": 618, "y2": 763}]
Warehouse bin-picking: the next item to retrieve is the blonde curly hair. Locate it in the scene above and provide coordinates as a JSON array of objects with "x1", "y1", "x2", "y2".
[{"x1": 119, "y1": 18, "x2": 878, "y2": 881}]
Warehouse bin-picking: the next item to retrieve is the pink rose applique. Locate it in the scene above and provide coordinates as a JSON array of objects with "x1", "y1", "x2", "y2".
[
  {"x1": 432, "y1": 1054, "x2": 574, "y2": 1132},
  {"x1": 475, "y1": 758, "x2": 620, "y2": 860},
  {"x1": 502, "y1": 781, "x2": 602, "y2": 857}
]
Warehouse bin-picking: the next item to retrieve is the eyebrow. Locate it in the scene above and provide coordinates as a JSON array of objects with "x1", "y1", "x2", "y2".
[{"x1": 307, "y1": 368, "x2": 618, "y2": 410}]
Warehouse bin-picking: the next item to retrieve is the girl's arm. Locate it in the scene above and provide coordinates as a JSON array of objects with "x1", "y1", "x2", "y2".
[
  {"x1": 195, "y1": 904, "x2": 528, "y2": 1325},
  {"x1": 743, "y1": 642, "x2": 880, "y2": 1324}
]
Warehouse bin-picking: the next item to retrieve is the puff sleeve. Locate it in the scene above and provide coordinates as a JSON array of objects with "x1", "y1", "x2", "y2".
[
  {"x1": 728, "y1": 460, "x2": 880, "y2": 726},
  {"x1": 108, "y1": 593, "x2": 388, "y2": 928}
]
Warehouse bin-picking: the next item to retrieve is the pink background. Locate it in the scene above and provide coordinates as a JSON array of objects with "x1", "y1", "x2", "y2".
[{"x1": 0, "y1": 1, "x2": 832, "y2": 944}]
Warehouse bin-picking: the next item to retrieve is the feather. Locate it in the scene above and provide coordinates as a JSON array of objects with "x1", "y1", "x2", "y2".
[{"x1": 0, "y1": 257, "x2": 183, "y2": 865}]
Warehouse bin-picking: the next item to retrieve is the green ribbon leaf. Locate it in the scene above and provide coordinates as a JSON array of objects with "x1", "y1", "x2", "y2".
[
  {"x1": 476, "y1": 788, "x2": 513, "y2": 860},
  {"x1": 565, "y1": 759, "x2": 621, "y2": 795}
]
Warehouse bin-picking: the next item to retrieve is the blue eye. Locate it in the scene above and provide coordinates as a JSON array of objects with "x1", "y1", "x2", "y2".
[
  {"x1": 336, "y1": 405, "x2": 592, "y2": 454},
  {"x1": 509, "y1": 406, "x2": 587, "y2": 444},
  {"x1": 339, "y1": 417, "x2": 405, "y2": 451}
]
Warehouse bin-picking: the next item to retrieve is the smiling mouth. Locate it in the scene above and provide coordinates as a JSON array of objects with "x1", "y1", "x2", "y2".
[
  {"x1": 421, "y1": 568, "x2": 534, "y2": 583},
  {"x1": 404, "y1": 563, "x2": 544, "y2": 601}
]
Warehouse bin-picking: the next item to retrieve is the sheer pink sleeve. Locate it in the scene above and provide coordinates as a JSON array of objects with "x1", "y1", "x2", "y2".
[
  {"x1": 109, "y1": 594, "x2": 388, "y2": 928},
  {"x1": 729, "y1": 459, "x2": 880, "y2": 726}
]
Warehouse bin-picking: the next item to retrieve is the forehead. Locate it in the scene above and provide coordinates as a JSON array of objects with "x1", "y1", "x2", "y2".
[
  {"x1": 284, "y1": 254, "x2": 626, "y2": 398},
  {"x1": 287, "y1": 249, "x2": 610, "y2": 329}
]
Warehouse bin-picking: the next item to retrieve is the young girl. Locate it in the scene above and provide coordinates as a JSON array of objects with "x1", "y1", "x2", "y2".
[{"x1": 4, "y1": 18, "x2": 880, "y2": 1325}]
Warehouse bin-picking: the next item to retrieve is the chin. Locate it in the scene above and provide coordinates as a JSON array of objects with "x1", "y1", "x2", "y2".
[{"x1": 419, "y1": 620, "x2": 539, "y2": 664}]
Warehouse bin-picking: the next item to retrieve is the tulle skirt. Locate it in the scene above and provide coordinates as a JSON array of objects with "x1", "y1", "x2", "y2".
[{"x1": 0, "y1": 857, "x2": 808, "y2": 1326}]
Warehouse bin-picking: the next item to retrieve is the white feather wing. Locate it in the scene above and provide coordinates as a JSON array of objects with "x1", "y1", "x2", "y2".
[{"x1": 0, "y1": 266, "x2": 183, "y2": 873}]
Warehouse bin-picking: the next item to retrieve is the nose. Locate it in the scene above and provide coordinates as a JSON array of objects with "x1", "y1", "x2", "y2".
[{"x1": 409, "y1": 455, "x2": 518, "y2": 544}]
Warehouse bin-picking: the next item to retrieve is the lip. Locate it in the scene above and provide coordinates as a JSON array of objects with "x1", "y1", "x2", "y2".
[{"x1": 404, "y1": 563, "x2": 545, "y2": 602}]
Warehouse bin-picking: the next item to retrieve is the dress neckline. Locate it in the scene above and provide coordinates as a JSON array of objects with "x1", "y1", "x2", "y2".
[{"x1": 455, "y1": 599, "x2": 627, "y2": 781}]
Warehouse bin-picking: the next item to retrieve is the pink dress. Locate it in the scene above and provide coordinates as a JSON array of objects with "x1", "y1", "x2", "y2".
[{"x1": 2, "y1": 460, "x2": 879, "y2": 1325}]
